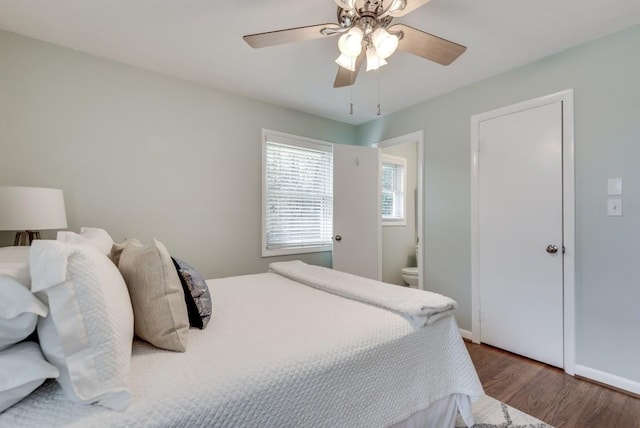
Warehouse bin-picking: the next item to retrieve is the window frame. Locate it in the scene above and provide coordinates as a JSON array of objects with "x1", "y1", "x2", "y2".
[
  {"x1": 261, "y1": 129, "x2": 334, "y2": 257},
  {"x1": 381, "y1": 153, "x2": 407, "y2": 227}
]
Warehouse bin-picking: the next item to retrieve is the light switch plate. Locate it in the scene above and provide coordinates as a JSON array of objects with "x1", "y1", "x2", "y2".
[
  {"x1": 607, "y1": 199, "x2": 622, "y2": 216},
  {"x1": 608, "y1": 178, "x2": 622, "y2": 195}
]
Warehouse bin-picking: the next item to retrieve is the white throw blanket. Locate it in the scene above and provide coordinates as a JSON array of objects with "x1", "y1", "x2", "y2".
[{"x1": 269, "y1": 260, "x2": 457, "y2": 327}]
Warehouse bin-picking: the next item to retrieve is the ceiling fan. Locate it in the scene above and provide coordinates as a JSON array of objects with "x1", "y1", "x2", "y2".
[{"x1": 243, "y1": 0, "x2": 467, "y2": 88}]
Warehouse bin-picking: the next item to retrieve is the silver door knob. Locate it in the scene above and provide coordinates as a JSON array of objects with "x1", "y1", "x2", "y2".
[
  {"x1": 334, "y1": 235, "x2": 342, "y2": 242},
  {"x1": 546, "y1": 244, "x2": 558, "y2": 254}
]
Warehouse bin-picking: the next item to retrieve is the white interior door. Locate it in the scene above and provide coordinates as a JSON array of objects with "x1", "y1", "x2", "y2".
[
  {"x1": 332, "y1": 144, "x2": 381, "y2": 280},
  {"x1": 478, "y1": 101, "x2": 564, "y2": 368}
]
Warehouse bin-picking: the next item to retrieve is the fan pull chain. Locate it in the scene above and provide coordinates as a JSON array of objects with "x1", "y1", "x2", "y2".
[
  {"x1": 377, "y1": 68, "x2": 381, "y2": 116},
  {"x1": 350, "y1": 57, "x2": 355, "y2": 115},
  {"x1": 350, "y1": 83, "x2": 353, "y2": 115}
]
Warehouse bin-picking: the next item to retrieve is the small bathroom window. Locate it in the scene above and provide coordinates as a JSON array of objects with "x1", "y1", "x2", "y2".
[{"x1": 381, "y1": 154, "x2": 407, "y2": 226}]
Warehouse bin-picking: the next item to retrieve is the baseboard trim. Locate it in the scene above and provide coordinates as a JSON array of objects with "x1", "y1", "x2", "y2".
[
  {"x1": 459, "y1": 329, "x2": 473, "y2": 341},
  {"x1": 575, "y1": 364, "x2": 640, "y2": 396}
]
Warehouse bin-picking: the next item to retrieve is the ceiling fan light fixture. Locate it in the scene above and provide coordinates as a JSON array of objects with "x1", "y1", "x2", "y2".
[
  {"x1": 335, "y1": 54, "x2": 357, "y2": 71},
  {"x1": 366, "y1": 47, "x2": 387, "y2": 71},
  {"x1": 371, "y1": 28, "x2": 399, "y2": 59},
  {"x1": 242, "y1": 0, "x2": 466, "y2": 90},
  {"x1": 338, "y1": 27, "x2": 364, "y2": 57}
]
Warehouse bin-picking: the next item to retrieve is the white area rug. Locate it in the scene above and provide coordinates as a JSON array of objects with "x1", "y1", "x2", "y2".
[{"x1": 456, "y1": 395, "x2": 554, "y2": 428}]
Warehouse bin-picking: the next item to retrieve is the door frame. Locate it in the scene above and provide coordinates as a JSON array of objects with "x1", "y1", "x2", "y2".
[
  {"x1": 470, "y1": 90, "x2": 575, "y2": 375},
  {"x1": 372, "y1": 130, "x2": 425, "y2": 290}
]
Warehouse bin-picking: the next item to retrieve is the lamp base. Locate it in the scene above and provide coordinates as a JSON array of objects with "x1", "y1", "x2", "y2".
[{"x1": 14, "y1": 231, "x2": 41, "y2": 246}]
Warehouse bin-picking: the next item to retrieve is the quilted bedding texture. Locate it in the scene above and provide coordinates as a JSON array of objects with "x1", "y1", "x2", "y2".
[{"x1": 0, "y1": 272, "x2": 483, "y2": 428}]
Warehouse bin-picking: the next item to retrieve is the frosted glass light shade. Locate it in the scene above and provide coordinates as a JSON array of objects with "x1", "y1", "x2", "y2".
[
  {"x1": 387, "y1": 0, "x2": 407, "y2": 14},
  {"x1": 366, "y1": 48, "x2": 387, "y2": 71},
  {"x1": 335, "y1": 54, "x2": 356, "y2": 71},
  {"x1": 338, "y1": 27, "x2": 363, "y2": 58},
  {"x1": 334, "y1": 0, "x2": 356, "y2": 10},
  {"x1": 0, "y1": 187, "x2": 67, "y2": 231},
  {"x1": 371, "y1": 28, "x2": 399, "y2": 59}
]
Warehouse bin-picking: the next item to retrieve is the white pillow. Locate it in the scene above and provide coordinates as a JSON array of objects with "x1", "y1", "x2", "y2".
[
  {"x1": 30, "y1": 240, "x2": 134, "y2": 411},
  {"x1": 0, "y1": 275, "x2": 47, "y2": 351},
  {"x1": 0, "y1": 341, "x2": 59, "y2": 413},
  {"x1": 0, "y1": 263, "x2": 31, "y2": 290},
  {"x1": 57, "y1": 227, "x2": 114, "y2": 257},
  {"x1": 0, "y1": 247, "x2": 30, "y2": 263},
  {"x1": 0, "y1": 247, "x2": 31, "y2": 286}
]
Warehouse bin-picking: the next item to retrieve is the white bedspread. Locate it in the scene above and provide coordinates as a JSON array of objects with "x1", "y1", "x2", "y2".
[{"x1": 0, "y1": 272, "x2": 482, "y2": 428}]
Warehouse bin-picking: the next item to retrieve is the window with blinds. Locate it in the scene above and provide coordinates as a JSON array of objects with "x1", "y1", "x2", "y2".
[
  {"x1": 381, "y1": 154, "x2": 407, "y2": 225},
  {"x1": 262, "y1": 130, "x2": 333, "y2": 256}
]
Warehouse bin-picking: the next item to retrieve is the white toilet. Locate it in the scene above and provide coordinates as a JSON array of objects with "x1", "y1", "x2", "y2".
[
  {"x1": 400, "y1": 244, "x2": 420, "y2": 288},
  {"x1": 400, "y1": 267, "x2": 419, "y2": 288}
]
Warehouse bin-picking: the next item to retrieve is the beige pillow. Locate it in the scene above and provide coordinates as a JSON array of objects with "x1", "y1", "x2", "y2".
[{"x1": 113, "y1": 239, "x2": 188, "y2": 352}]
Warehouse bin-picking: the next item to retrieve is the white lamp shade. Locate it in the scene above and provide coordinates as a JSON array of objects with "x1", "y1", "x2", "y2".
[
  {"x1": 338, "y1": 27, "x2": 364, "y2": 58},
  {"x1": 335, "y1": 54, "x2": 357, "y2": 71},
  {"x1": 366, "y1": 47, "x2": 388, "y2": 71},
  {"x1": 0, "y1": 186, "x2": 68, "y2": 231},
  {"x1": 371, "y1": 28, "x2": 399, "y2": 59}
]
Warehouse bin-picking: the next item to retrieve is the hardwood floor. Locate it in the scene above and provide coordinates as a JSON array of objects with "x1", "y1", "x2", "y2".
[{"x1": 465, "y1": 342, "x2": 640, "y2": 427}]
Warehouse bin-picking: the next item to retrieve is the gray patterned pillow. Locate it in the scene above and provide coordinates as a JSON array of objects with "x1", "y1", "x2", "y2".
[{"x1": 172, "y1": 258, "x2": 212, "y2": 329}]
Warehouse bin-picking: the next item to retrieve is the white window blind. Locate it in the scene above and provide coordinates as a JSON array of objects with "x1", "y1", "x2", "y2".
[
  {"x1": 263, "y1": 131, "x2": 333, "y2": 256},
  {"x1": 381, "y1": 154, "x2": 406, "y2": 225}
]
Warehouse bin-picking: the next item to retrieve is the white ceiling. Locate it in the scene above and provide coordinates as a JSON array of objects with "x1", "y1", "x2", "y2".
[{"x1": 1, "y1": 0, "x2": 639, "y2": 125}]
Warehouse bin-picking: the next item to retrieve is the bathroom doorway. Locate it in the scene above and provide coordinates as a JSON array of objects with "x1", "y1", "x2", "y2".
[{"x1": 373, "y1": 131, "x2": 424, "y2": 289}]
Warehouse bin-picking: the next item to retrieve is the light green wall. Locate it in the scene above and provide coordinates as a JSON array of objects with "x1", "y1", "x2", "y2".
[
  {"x1": 358, "y1": 24, "x2": 640, "y2": 383},
  {"x1": 0, "y1": 30, "x2": 357, "y2": 277}
]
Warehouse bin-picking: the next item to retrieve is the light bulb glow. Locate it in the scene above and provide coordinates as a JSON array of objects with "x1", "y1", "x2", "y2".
[
  {"x1": 335, "y1": 54, "x2": 356, "y2": 71},
  {"x1": 371, "y1": 28, "x2": 399, "y2": 59},
  {"x1": 366, "y1": 48, "x2": 387, "y2": 71},
  {"x1": 338, "y1": 27, "x2": 364, "y2": 58}
]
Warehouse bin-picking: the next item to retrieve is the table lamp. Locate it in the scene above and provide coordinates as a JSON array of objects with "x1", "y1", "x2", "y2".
[{"x1": 0, "y1": 186, "x2": 68, "y2": 246}]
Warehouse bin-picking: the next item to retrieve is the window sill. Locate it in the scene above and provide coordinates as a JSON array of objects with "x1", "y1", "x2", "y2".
[
  {"x1": 262, "y1": 245, "x2": 332, "y2": 258},
  {"x1": 382, "y1": 221, "x2": 407, "y2": 227}
]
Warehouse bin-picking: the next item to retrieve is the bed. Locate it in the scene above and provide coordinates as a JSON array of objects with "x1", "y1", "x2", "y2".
[{"x1": 0, "y1": 235, "x2": 483, "y2": 428}]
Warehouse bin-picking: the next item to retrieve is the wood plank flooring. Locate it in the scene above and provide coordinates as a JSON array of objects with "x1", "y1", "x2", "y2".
[{"x1": 465, "y1": 342, "x2": 640, "y2": 427}]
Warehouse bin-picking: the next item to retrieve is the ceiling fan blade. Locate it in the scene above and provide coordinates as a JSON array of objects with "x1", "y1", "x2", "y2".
[
  {"x1": 333, "y1": 49, "x2": 366, "y2": 88},
  {"x1": 243, "y1": 24, "x2": 340, "y2": 48},
  {"x1": 387, "y1": 0, "x2": 432, "y2": 17},
  {"x1": 390, "y1": 24, "x2": 466, "y2": 66}
]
